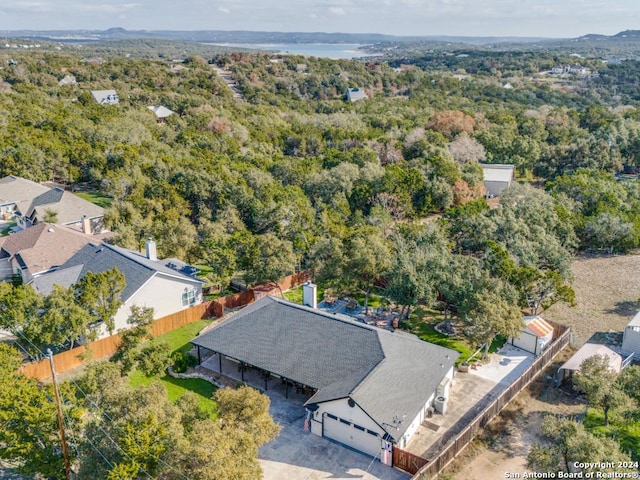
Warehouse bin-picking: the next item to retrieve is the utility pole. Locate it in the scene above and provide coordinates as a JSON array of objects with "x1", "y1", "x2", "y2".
[{"x1": 47, "y1": 349, "x2": 71, "y2": 480}]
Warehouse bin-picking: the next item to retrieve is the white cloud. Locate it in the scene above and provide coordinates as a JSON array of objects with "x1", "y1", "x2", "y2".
[
  {"x1": 218, "y1": 6, "x2": 230, "y2": 13},
  {"x1": 329, "y1": 6, "x2": 345, "y2": 15}
]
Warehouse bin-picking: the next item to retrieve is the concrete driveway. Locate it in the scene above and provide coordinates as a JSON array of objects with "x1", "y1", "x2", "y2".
[
  {"x1": 405, "y1": 345, "x2": 535, "y2": 459},
  {"x1": 260, "y1": 393, "x2": 409, "y2": 480}
]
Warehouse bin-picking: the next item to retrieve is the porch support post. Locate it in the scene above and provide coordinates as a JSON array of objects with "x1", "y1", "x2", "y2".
[
  {"x1": 285, "y1": 379, "x2": 289, "y2": 399},
  {"x1": 197, "y1": 346, "x2": 201, "y2": 365},
  {"x1": 219, "y1": 353, "x2": 222, "y2": 373},
  {"x1": 264, "y1": 372, "x2": 268, "y2": 391},
  {"x1": 241, "y1": 363, "x2": 245, "y2": 382}
]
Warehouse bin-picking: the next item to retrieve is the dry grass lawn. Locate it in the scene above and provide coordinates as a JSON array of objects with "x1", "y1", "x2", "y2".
[
  {"x1": 447, "y1": 253, "x2": 640, "y2": 480},
  {"x1": 544, "y1": 253, "x2": 640, "y2": 345}
]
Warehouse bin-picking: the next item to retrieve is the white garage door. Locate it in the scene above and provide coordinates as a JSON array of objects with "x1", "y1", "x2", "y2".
[{"x1": 323, "y1": 414, "x2": 382, "y2": 458}]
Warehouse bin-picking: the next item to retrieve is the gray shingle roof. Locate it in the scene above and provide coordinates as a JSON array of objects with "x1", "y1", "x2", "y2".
[
  {"x1": 350, "y1": 330, "x2": 458, "y2": 440},
  {"x1": 0, "y1": 176, "x2": 50, "y2": 212},
  {"x1": 31, "y1": 265, "x2": 84, "y2": 295},
  {"x1": 27, "y1": 188, "x2": 104, "y2": 225},
  {"x1": 192, "y1": 296, "x2": 459, "y2": 441},
  {"x1": 31, "y1": 242, "x2": 202, "y2": 298},
  {"x1": 194, "y1": 297, "x2": 384, "y2": 390}
]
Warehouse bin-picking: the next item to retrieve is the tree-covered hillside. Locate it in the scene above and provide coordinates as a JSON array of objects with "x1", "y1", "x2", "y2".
[
  {"x1": 1, "y1": 46, "x2": 640, "y2": 324},
  {"x1": 5, "y1": 42, "x2": 640, "y2": 480}
]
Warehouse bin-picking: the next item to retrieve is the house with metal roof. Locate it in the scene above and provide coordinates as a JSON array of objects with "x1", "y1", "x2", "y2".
[
  {"x1": 509, "y1": 315, "x2": 554, "y2": 356},
  {"x1": 479, "y1": 163, "x2": 515, "y2": 197},
  {"x1": 31, "y1": 238, "x2": 203, "y2": 337},
  {"x1": 191, "y1": 296, "x2": 459, "y2": 462}
]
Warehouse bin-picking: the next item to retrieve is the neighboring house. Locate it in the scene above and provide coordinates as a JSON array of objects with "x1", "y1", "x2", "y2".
[
  {"x1": 58, "y1": 75, "x2": 77, "y2": 86},
  {"x1": 21, "y1": 186, "x2": 105, "y2": 234},
  {"x1": 0, "y1": 223, "x2": 109, "y2": 284},
  {"x1": 568, "y1": 65, "x2": 588, "y2": 75},
  {"x1": 622, "y1": 311, "x2": 640, "y2": 357},
  {"x1": 91, "y1": 89, "x2": 119, "y2": 104},
  {"x1": 147, "y1": 105, "x2": 174, "y2": 123},
  {"x1": 346, "y1": 87, "x2": 368, "y2": 102},
  {"x1": 192, "y1": 296, "x2": 459, "y2": 461},
  {"x1": 550, "y1": 65, "x2": 589, "y2": 76},
  {"x1": 0, "y1": 176, "x2": 105, "y2": 234},
  {"x1": 556, "y1": 343, "x2": 623, "y2": 384},
  {"x1": 509, "y1": 315, "x2": 554, "y2": 356},
  {"x1": 0, "y1": 176, "x2": 50, "y2": 221},
  {"x1": 31, "y1": 238, "x2": 203, "y2": 337},
  {"x1": 479, "y1": 163, "x2": 515, "y2": 197}
]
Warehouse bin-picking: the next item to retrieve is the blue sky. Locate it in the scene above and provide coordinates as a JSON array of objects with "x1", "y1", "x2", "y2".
[{"x1": 0, "y1": 0, "x2": 638, "y2": 37}]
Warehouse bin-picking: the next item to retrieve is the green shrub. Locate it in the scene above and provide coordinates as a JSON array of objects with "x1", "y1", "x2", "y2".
[{"x1": 171, "y1": 351, "x2": 198, "y2": 373}]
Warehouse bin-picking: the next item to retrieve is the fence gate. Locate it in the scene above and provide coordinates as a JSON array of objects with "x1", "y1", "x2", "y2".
[{"x1": 392, "y1": 447, "x2": 428, "y2": 475}]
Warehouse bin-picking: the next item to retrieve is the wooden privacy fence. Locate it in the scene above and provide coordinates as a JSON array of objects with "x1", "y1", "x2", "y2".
[
  {"x1": 210, "y1": 270, "x2": 310, "y2": 317},
  {"x1": 393, "y1": 447, "x2": 429, "y2": 475},
  {"x1": 410, "y1": 324, "x2": 572, "y2": 480},
  {"x1": 20, "y1": 301, "x2": 217, "y2": 381},
  {"x1": 19, "y1": 271, "x2": 311, "y2": 381}
]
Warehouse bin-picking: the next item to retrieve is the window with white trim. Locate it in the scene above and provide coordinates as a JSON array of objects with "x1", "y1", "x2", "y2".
[{"x1": 182, "y1": 288, "x2": 196, "y2": 307}]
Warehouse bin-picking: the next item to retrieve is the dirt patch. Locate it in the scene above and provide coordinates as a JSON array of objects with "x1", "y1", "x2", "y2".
[
  {"x1": 448, "y1": 375, "x2": 583, "y2": 480},
  {"x1": 544, "y1": 253, "x2": 640, "y2": 345},
  {"x1": 445, "y1": 253, "x2": 640, "y2": 479}
]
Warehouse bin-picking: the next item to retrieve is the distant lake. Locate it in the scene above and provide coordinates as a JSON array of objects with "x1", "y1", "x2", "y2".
[{"x1": 206, "y1": 43, "x2": 375, "y2": 59}]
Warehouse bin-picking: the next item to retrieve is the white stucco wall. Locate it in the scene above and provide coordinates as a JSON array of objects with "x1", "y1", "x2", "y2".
[{"x1": 97, "y1": 272, "x2": 202, "y2": 337}]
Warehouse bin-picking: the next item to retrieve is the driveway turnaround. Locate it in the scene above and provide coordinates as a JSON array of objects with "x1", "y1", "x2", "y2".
[{"x1": 260, "y1": 392, "x2": 410, "y2": 480}]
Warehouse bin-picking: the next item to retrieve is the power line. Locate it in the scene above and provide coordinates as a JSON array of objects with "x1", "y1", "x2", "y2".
[
  {"x1": 59, "y1": 392, "x2": 116, "y2": 473},
  {"x1": 47, "y1": 349, "x2": 71, "y2": 480},
  {"x1": 14, "y1": 330, "x2": 192, "y2": 480},
  {"x1": 14, "y1": 331, "x2": 156, "y2": 479}
]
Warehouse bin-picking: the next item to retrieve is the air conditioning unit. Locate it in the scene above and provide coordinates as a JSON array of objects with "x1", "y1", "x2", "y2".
[{"x1": 434, "y1": 396, "x2": 448, "y2": 415}]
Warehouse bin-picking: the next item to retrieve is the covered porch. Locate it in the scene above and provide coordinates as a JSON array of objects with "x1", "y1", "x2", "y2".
[{"x1": 196, "y1": 346, "x2": 316, "y2": 403}]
